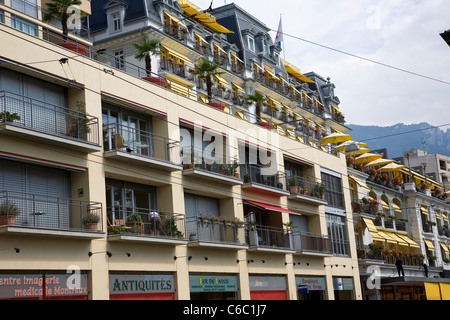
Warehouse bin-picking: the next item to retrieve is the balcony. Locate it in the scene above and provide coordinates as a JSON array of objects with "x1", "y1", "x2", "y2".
[
  {"x1": 246, "y1": 225, "x2": 294, "y2": 254},
  {"x1": 103, "y1": 123, "x2": 182, "y2": 172},
  {"x1": 241, "y1": 165, "x2": 289, "y2": 196},
  {"x1": 0, "y1": 91, "x2": 101, "y2": 152},
  {"x1": 182, "y1": 147, "x2": 243, "y2": 185},
  {"x1": 186, "y1": 216, "x2": 247, "y2": 250},
  {"x1": 292, "y1": 232, "x2": 333, "y2": 256},
  {"x1": 0, "y1": 190, "x2": 104, "y2": 238},
  {"x1": 107, "y1": 206, "x2": 187, "y2": 245},
  {"x1": 159, "y1": 59, "x2": 194, "y2": 82},
  {"x1": 287, "y1": 176, "x2": 328, "y2": 205}
]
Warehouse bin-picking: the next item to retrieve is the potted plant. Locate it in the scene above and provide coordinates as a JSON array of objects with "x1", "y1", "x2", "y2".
[
  {"x1": 83, "y1": 211, "x2": 100, "y2": 231},
  {"x1": 190, "y1": 58, "x2": 224, "y2": 102},
  {"x1": 0, "y1": 200, "x2": 20, "y2": 225},
  {"x1": 189, "y1": 233, "x2": 198, "y2": 241},
  {"x1": 133, "y1": 37, "x2": 165, "y2": 86},
  {"x1": 126, "y1": 213, "x2": 143, "y2": 233},
  {"x1": 243, "y1": 173, "x2": 251, "y2": 183},
  {"x1": 0, "y1": 112, "x2": 21, "y2": 123},
  {"x1": 67, "y1": 101, "x2": 91, "y2": 140},
  {"x1": 43, "y1": 0, "x2": 87, "y2": 55},
  {"x1": 244, "y1": 91, "x2": 267, "y2": 122},
  {"x1": 289, "y1": 176, "x2": 299, "y2": 194}
]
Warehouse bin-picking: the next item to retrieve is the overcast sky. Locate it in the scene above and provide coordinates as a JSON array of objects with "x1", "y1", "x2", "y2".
[{"x1": 193, "y1": 0, "x2": 450, "y2": 127}]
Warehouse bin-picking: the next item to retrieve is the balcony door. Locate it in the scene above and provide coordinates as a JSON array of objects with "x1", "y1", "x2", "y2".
[{"x1": 105, "y1": 179, "x2": 157, "y2": 224}]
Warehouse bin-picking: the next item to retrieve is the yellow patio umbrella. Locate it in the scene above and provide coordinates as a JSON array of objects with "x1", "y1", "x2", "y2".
[
  {"x1": 378, "y1": 163, "x2": 406, "y2": 172},
  {"x1": 365, "y1": 158, "x2": 395, "y2": 167},
  {"x1": 320, "y1": 132, "x2": 353, "y2": 144},
  {"x1": 354, "y1": 152, "x2": 383, "y2": 164},
  {"x1": 337, "y1": 140, "x2": 367, "y2": 151},
  {"x1": 346, "y1": 148, "x2": 371, "y2": 156}
]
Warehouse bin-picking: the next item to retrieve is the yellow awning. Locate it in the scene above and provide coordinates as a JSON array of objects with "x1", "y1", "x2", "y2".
[
  {"x1": 165, "y1": 73, "x2": 194, "y2": 88},
  {"x1": 213, "y1": 43, "x2": 227, "y2": 55},
  {"x1": 350, "y1": 177, "x2": 370, "y2": 191},
  {"x1": 435, "y1": 209, "x2": 442, "y2": 220},
  {"x1": 382, "y1": 200, "x2": 389, "y2": 210},
  {"x1": 166, "y1": 77, "x2": 195, "y2": 99},
  {"x1": 396, "y1": 234, "x2": 420, "y2": 248},
  {"x1": 441, "y1": 243, "x2": 450, "y2": 254},
  {"x1": 424, "y1": 239, "x2": 435, "y2": 251},
  {"x1": 160, "y1": 45, "x2": 192, "y2": 64},
  {"x1": 377, "y1": 230, "x2": 397, "y2": 244},
  {"x1": 264, "y1": 67, "x2": 277, "y2": 79},
  {"x1": 194, "y1": 32, "x2": 209, "y2": 45},
  {"x1": 163, "y1": 11, "x2": 188, "y2": 29},
  {"x1": 214, "y1": 75, "x2": 229, "y2": 87},
  {"x1": 443, "y1": 212, "x2": 449, "y2": 222},
  {"x1": 440, "y1": 284, "x2": 450, "y2": 300},
  {"x1": 235, "y1": 109, "x2": 248, "y2": 120},
  {"x1": 230, "y1": 52, "x2": 244, "y2": 64},
  {"x1": 425, "y1": 283, "x2": 441, "y2": 300},
  {"x1": 281, "y1": 59, "x2": 315, "y2": 84},
  {"x1": 385, "y1": 232, "x2": 409, "y2": 247},
  {"x1": 420, "y1": 204, "x2": 429, "y2": 215},
  {"x1": 363, "y1": 218, "x2": 384, "y2": 242},
  {"x1": 392, "y1": 202, "x2": 402, "y2": 213},
  {"x1": 232, "y1": 83, "x2": 245, "y2": 94},
  {"x1": 177, "y1": 0, "x2": 234, "y2": 34}
]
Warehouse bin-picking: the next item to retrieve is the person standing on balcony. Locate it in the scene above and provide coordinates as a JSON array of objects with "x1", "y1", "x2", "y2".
[
  {"x1": 395, "y1": 257, "x2": 405, "y2": 277},
  {"x1": 149, "y1": 211, "x2": 163, "y2": 236},
  {"x1": 423, "y1": 257, "x2": 429, "y2": 277}
]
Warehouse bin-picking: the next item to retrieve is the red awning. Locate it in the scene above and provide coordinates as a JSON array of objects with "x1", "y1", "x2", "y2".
[{"x1": 245, "y1": 201, "x2": 300, "y2": 215}]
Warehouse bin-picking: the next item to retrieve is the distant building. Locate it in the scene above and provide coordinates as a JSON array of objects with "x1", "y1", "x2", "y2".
[{"x1": 403, "y1": 149, "x2": 450, "y2": 190}]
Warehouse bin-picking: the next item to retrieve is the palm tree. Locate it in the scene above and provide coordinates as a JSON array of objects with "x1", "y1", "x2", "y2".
[
  {"x1": 244, "y1": 91, "x2": 267, "y2": 119},
  {"x1": 43, "y1": 0, "x2": 82, "y2": 40},
  {"x1": 133, "y1": 38, "x2": 161, "y2": 77},
  {"x1": 189, "y1": 58, "x2": 224, "y2": 101}
]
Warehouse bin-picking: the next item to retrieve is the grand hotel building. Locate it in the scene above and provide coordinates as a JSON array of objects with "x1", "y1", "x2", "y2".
[{"x1": 0, "y1": 0, "x2": 361, "y2": 300}]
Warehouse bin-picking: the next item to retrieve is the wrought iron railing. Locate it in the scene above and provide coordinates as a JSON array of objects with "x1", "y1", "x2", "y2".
[
  {"x1": 0, "y1": 190, "x2": 103, "y2": 232},
  {"x1": 186, "y1": 216, "x2": 241, "y2": 245},
  {"x1": 246, "y1": 225, "x2": 291, "y2": 249},
  {"x1": 241, "y1": 164, "x2": 287, "y2": 191},
  {"x1": 0, "y1": 91, "x2": 100, "y2": 146},
  {"x1": 107, "y1": 206, "x2": 186, "y2": 240},
  {"x1": 103, "y1": 123, "x2": 181, "y2": 165},
  {"x1": 292, "y1": 232, "x2": 333, "y2": 254}
]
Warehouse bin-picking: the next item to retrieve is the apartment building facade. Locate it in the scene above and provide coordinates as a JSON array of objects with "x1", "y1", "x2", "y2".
[
  {"x1": 0, "y1": 0, "x2": 361, "y2": 300},
  {"x1": 349, "y1": 157, "x2": 450, "y2": 300}
]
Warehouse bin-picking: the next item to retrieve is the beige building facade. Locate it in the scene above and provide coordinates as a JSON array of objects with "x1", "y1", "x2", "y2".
[{"x1": 0, "y1": 0, "x2": 361, "y2": 300}]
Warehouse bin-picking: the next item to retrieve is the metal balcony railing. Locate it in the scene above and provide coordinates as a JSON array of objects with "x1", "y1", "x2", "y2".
[
  {"x1": 107, "y1": 206, "x2": 186, "y2": 240},
  {"x1": 103, "y1": 123, "x2": 181, "y2": 165},
  {"x1": 292, "y1": 232, "x2": 333, "y2": 254},
  {"x1": 181, "y1": 146, "x2": 240, "y2": 178},
  {"x1": 0, "y1": 91, "x2": 100, "y2": 146},
  {"x1": 0, "y1": 190, "x2": 103, "y2": 232},
  {"x1": 186, "y1": 216, "x2": 241, "y2": 245},
  {"x1": 287, "y1": 175, "x2": 326, "y2": 200},
  {"x1": 241, "y1": 164, "x2": 286, "y2": 191},
  {"x1": 246, "y1": 225, "x2": 291, "y2": 249}
]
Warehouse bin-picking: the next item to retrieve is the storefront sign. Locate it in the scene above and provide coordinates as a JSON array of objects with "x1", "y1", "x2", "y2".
[
  {"x1": 295, "y1": 276, "x2": 326, "y2": 291},
  {"x1": 0, "y1": 274, "x2": 88, "y2": 299},
  {"x1": 189, "y1": 275, "x2": 237, "y2": 293},
  {"x1": 109, "y1": 275, "x2": 174, "y2": 295},
  {"x1": 333, "y1": 277, "x2": 354, "y2": 291},
  {"x1": 249, "y1": 276, "x2": 286, "y2": 291}
]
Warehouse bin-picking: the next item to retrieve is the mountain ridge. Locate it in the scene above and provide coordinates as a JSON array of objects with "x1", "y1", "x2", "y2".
[{"x1": 347, "y1": 123, "x2": 450, "y2": 158}]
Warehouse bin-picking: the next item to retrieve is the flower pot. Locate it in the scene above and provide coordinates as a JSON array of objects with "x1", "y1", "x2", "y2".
[
  {"x1": 84, "y1": 223, "x2": 98, "y2": 231},
  {"x1": 290, "y1": 186, "x2": 299, "y2": 194},
  {"x1": 57, "y1": 42, "x2": 87, "y2": 56},
  {"x1": 207, "y1": 102, "x2": 226, "y2": 111},
  {"x1": 142, "y1": 77, "x2": 166, "y2": 88},
  {"x1": 0, "y1": 215, "x2": 15, "y2": 226}
]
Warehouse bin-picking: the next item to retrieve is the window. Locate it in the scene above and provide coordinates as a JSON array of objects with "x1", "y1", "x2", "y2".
[
  {"x1": 11, "y1": 15, "x2": 37, "y2": 36},
  {"x1": 112, "y1": 12, "x2": 121, "y2": 31},
  {"x1": 326, "y1": 214, "x2": 349, "y2": 256},
  {"x1": 321, "y1": 172, "x2": 344, "y2": 209},
  {"x1": 114, "y1": 50, "x2": 124, "y2": 70},
  {"x1": 248, "y1": 36, "x2": 255, "y2": 52}
]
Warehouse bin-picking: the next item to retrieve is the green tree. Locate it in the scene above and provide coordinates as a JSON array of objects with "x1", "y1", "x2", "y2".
[
  {"x1": 43, "y1": 0, "x2": 82, "y2": 39},
  {"x1": 190, "y1": 58, "x2": 224, "y2": 101},
  {"x1": 244, "y1": 91, "x2": 267, "y2": 119},
  {"x1": 133, "y1": 38, "x2": 161, "y2": 77}
]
